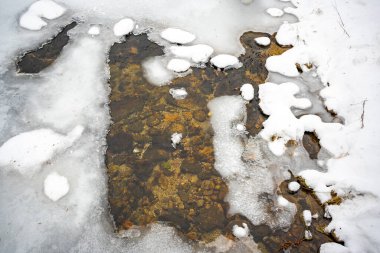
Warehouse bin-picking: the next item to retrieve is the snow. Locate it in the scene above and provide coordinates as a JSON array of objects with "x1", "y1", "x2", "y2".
[
  {"x1": 288, "y1": 181, "x2": 300, "y2": 192},
  {"x1": 240, "y1": 83, "x2": 254, "y2": 101},
  {"x1": 277, "y1": 195, "x2": 290, "y2": 207},
  {"x1": 304, "y1": 230, "x2": 312, "y2": 240},
  {"x1": 171, "y1": 132, "x2": 182, "y2": 148},
  {"x1": 160, "y1": 28, "x2": 195, "y2": 44},
  {"x1": 167, "y1": 58, "x2": 191, "y2": 72},
  {"x1": 232, "y1": 223, "x2": 249, "y2": 238},
  {"x1": 266, "y1": 8, "x2": 284, "y2": 17},
  {"x1": 303, "y1": 210, "x2": 312, "y2": 227},
  {"x1": 259, "y1": 82, "x2": 311, "y2": 155},
  {"x1": 210, "y1": 54, "x2": 241, "y2": 69},
  {"x1": 113, "y1": 18, "x2": 135, "y2": 36},
  {"x1": 0, "y1": 126, "x2": 83, "y2": 175},
  {"x1": 254, "y1": 37, "x2": 271, "y2": 46},
  {"x1": 169, "y1": 44, "x2": 214, "y2": 63},
  {"x1": 169, "y1": 87, "x2": 188, "y2": 100},
  {"x1": 88, "y1": 25, "x2": 100, "y2": 35},
  {"x1": 19, "y1": 0, "x2": 66, "y2": 31},
  {"x1": 320, "y1": 242, "x2": 350, "y2": 253},
  {"x1": 44, "y1": 172, "x2": 70, "y2": 201}
]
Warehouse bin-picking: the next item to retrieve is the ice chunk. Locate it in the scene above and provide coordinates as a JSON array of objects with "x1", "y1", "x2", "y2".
[
  {"x1": 113, "y1": 18, "x2": 135, "y2": 36},
  {"x1": 169, "y1": 44, "x2": 214, "y2": 63},
  {"x1": 303, "y1": 210, "x2": 312, "y2": 226},
  {"x1": 143, "y1": 56, "x2": 174, "y2": 86},
  {"x1": 266, "y1": 8, "x2": 284, "y2": 17},
  {"x1": 232, "y1": 223, "x2": 249, "y2": 238},
  {"x1": 0, "y1": 126, "x2": 84, "y2": 175},
  {"x1": 19, "y1": 0, "x2": 66, "y2": 30},
  {"x1": 167, "y1": 58, "x2": 191, "y2": 72},
  {"x1": 171, "y1": 132, "x2": 182, "y2": 148},
  {"x1": 210, "y1": 54, "x2": 241, "y2": 69},
  {"x1": 169, "y1": 87, "x2": 188, "y2": 100},
  {"x1": 288, "y1": 181, "x2": 300, "y2": 192},
  {"x1": 160, "y1": 28, "x2": 195, "y2": 44},
  {"x1": 88, "y1": 25, "x2": 100, "y2": 35},
  {"x1": 44, "y1": 172, "x2": 70, "y2": 201},
  {"x1": 254, "y1": 37, "x2": 271, "y2": 46},
  {"x1": 240, "y1": 83, "x2": 254, "y2": 101}
]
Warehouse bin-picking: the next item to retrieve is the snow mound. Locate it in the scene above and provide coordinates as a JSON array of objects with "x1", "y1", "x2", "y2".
[
  {"x1": 254, "y1": 37, "x2": 271, "y2": 46},
  {"x1": 320, "y1": 242, "x2": 350, "y2": 253},
  {"x1": 169, "y1": 44, "x2": 214, "y2": 63},
  {"x1": 210, "y1": 54, "x2": 241, "y2": 69},
  {"x1": 275, "y1": 21, "x2": 298, "y2": 46},
  {"x1": 160, "y1": 28, "x2": 195, "y2": 44},
  {"x1": 240, "y1": 83, "x2": 254, "y2": 101},
  {"x1": 0, "y1": 126, "x2": 84, "y2": 175},
  {"x1": 232, "y1": 223, "x2": 249, "y2": 238},
  {"x1": 88, "y1": 25, "x2": 100, "y2": 35},
  {"x1": 113, "y1": 18, "x2": 135, "y2": 36},
  {"x1": 169, "y1": 87, "x2": 188, "y2": 100},
  {"x1": 19, "y1": 0, "x2": 66, "y2": 30},
  {"x1": 167, "y1": 58, "x2": 191, "y2": 72},
  {"x1": 44, "y1": 172, "x2": 70, "y2": 201},
  {"x1": 266, "y1": 8, "x2": 284, "y2": 17},
  {"x1": 288, "y1": 181, "x2": 300, "y2": 192}
]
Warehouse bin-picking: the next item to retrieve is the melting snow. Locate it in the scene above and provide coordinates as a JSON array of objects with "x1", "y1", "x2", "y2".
[
  {"x1": 160, "y1": 28, "x2": 195, "y2": 44},
  {"x1": 240, "y1": 83, "x2": 254, "y2": 101},
  {"x1": 169, "y1": 44, "x2": 214, "y2": 63},
  {"x1": 210, "y1": 54, "x2": 241, "y2": 69},
  {"x1": 44, "y1": 172, "x2": 70, "y2": 201},
  {"x1": 266, "y1": 8, "x2": 284, "y2": 17},
  {"x1": 113, "y1": 18, "x2": 135, "y2": 36},
  {"x1": 169, "y1": 87, "x2": 188, "y2": 100},
  {"x1": 254, "y1": 36, "x2": 271, "y2": 46},
  {"x1": 232, "y1": 223, "x2": 249, "y2": 238},
  {"x1": 167, "y1": 58, "x2": 191, "y2": 72}
]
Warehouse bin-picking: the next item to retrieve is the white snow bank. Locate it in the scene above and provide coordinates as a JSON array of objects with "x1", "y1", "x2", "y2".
[
  {"x1": 19, "y1": 0, "x2": 66, "y2": 30},
  {"x1": 44, "y1": 172, "x2": 70, "y2": 201},
  {"x1": 320, "y1": 242, "x2": 350, "y2": 253},
  {"x1": 240, "y1": 83, "x2": 254, "y2": 101},
  {"x1": 167, "y1": 58, "x2": 191, "y2": 72},
  {"x1": 210, "y1": 54, "x2": 241, "y2": 69},
  {"x1": 160, "y1": 28, "x2": 195, "y2": 44},
  {"x1": 169, "y1": 44, "x2": 214, "y2": 63},
  {"x1": 0, "y1": 126, "x2": 83, "y2": 175},
  {"x1": 254, "y1": 37, "x2": 270, "y2": 46},
  {"x1": 169, "y1": 87, "x2": 188, "y2": 100},
  {"x1": 113, "y1": 18, "x2": 135, "y2": 36},
  {"x1": 259, "y1": 82, "x2": 311, "y2": 156},
  {"x1": 232, "y1": 223, "x2": 249, "y2": 238},
  {"x1": 266, "y1": 8, "x2": 284, "y2": 17}
]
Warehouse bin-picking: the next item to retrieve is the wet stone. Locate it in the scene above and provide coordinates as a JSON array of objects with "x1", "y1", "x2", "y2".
[{"x1": 303, "y1": 131, "x2": 321, "y2": 159}]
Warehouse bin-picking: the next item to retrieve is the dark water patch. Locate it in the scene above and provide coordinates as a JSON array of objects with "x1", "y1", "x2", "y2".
[{"x1": 16, "y1": 22, "x2": 77, "y2": 73}]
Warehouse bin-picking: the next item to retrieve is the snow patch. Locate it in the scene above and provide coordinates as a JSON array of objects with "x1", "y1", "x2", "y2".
[
  {"x1": 254, "y1": 37, "x2": 271, "y2": 46},
  {"x1": 210, "y1": 54, "x2": 241, "y2": 69},
  {"x1": 160, "y1": 28, "x2": 195, "y2": 44},
  {"x1": 44, "y1": 172, "x2": 70, "y2": 201},
  {"x1": 240, "y1": 83, "x2": 254, "y2": 101},
  {"x1": 167, "y1": 58, "x2": 191, "y2": 72},
  {"x1": 169, "y1": 44, "x2": 213, "y2": 63},
  {"x1": 232, "y1": 223, "x2": 249, "y2": 238},
  {"x1": 266, "y1": 8, "x2": 284, "y2": 17},
  {"x1": 169, "y1": 87, "x2": 188, "y2": 100},
  {"x1": 113, "y1": 18, "x2": 135, "y2": 36}
]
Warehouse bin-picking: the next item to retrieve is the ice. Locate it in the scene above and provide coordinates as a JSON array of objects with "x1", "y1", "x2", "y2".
[
  {"x1": 167, "y1": 58, "x2": 191, "y2": 72},
  {"x1": 44, "y1": 172, "x2": 70, "y2": 201},
  {"x1": 303, "y1": 210, "x2": 312, "y2": 227},
  {"x1": 19, "y1": 0, "x2": 66, "y2": 31},
  {"x1": 232, "y1": 223, "x2": 249, "y2": 238},
  {"x1": 208, "y1": 96, "x2": 246, "y2": 177},
  {"x1": 320, "y1": 242, "x2": 350, "y2": 253},
  {"x1": 210, "y1": 54, "x2": 241, "y2": 69},
  {"x1": 169, "y1": 87, "x2": 188, "y2": 100},
  {"x1": 169, "y1": 44, "x2": 214, "y2": 63},
  {"x1": 288, "y1": 181, "x2": 300, "y2": 192},
  {"x1": 113, "y1": 18, "x2": 135, "y2": 36},
  {"x1": 254, "y1": 36, "x2": 271, "y2": 46},
  {"x1": 88, "y1": 25, "x2": 100, "y2": 35},
  {"x1": 171, "y1": 132, "x2": 182, "y2": 149},
  {"x1": 266, "y1": 8, "x2": 284, "y2": 17},
  {"x1": 160, "y1": 28, "x2": 195, "y2": 44},
  {"x1": 0, "y1": 126, "x2": 83, "y2": 176},
  {"x1": 240, "y1": 83, "x2": 254, "y2": 101},
  {"x1": 142, "y1": 56, "x2": 174, "y2": 86}
]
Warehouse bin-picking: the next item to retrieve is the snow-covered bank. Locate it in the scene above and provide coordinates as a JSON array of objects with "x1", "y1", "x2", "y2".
[{"x1": 260, "y1": 0, "x2": 380, "y2": 252}]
